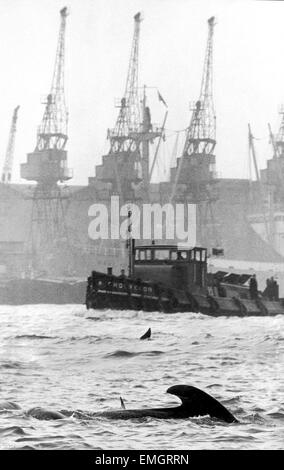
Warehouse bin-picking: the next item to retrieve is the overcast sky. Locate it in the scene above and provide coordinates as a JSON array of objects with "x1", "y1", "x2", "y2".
[{"x1": 0, "y1": 0, "x2": 284, "y2": 185}]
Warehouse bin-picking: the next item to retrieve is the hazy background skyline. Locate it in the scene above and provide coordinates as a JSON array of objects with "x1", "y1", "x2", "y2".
[{"x1": 0, "y1": 0, "x2": 283, "y2": 185}]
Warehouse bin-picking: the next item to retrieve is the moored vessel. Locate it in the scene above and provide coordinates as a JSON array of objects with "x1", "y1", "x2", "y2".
[{"x1": 86, "y1": 243, "x2": 284, "y2": 316}]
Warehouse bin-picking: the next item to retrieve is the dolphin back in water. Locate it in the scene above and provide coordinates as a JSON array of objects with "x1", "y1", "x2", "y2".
[
  {"x1": 93, "y1": 385, "x2": 238, "y2": 423},
  {"x1": 167, "y1": 385, "x2": 238, "y2": 423},
  {"x1": 27, "y1": 407, "x2": 66, "y2": 420},
  {"x1": 26, "y1": 385, "x2": 238, "y2": 423}
]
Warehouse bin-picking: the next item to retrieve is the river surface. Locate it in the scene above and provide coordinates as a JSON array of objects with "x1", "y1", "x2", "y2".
[{"x1": 0, "y1": 305, "x2": 283, "y2": 449}]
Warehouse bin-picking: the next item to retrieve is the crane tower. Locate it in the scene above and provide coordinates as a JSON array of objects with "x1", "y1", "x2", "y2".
[
  {"x1": 20, "y1": 7, "x2": 72, "y2": 273},
  {"x1": 95, "y1": 12, "x2": 162, "y2": 200},
  {"x1": 170, "y1": 17, "x2": 219, "y2": 249},
  {"x1": 171, "y1": 16, "x2": 216, "y2": 201}
]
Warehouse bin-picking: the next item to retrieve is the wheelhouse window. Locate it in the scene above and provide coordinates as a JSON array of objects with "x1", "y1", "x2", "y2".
[
  {"x1": 135, "y1": 249, "x2": 154, "y2": 261},
  {"x1": 146, "y1": 249, "x2": 152, "y2": 260},
  {"x1": 177, "y1": 250, "x2": 188, "y2": 260},
  {"x1": 135, "y1": 249, "x2": 147, "y2": 261},
  {"x1": 195, "y1": 250, "x2": 201, "y2": 261},
  {"x1": 154, "y1": 249, "x2": 170, "y2": 260}
]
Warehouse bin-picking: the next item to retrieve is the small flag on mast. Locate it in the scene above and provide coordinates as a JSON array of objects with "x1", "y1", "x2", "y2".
[{"x1": 157, "y1": 90, "x2": 168, "y2": 108}]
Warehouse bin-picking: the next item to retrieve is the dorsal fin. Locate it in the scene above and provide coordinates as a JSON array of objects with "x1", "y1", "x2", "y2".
[
  {"x1": 140, "y1": 328, "x2": 151, "y2": 340},
  {"x1": 167, "y1": 385, "x2": 238, "y2": 423},
  {"x1": 120, "y1": 396, "x2": 126, "y2": 410}
]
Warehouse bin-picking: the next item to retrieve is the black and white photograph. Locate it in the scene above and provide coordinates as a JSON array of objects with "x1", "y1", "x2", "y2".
[{"x1": 0, "y1": 0, "x2": 283, "y2": 454}]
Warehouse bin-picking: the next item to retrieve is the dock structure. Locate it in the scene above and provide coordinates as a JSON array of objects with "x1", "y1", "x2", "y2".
[{"x1": 0, "y1": 12, "x2": 284, "y2": 295}]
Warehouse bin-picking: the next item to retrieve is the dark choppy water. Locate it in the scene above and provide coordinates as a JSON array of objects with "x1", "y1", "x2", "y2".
[{"x1": 0, "y1": 305, "x2": 283, "y2": 449}]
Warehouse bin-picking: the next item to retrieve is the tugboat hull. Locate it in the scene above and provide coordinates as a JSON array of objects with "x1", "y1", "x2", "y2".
[{"x1": 86, "y1": 270, "x2": 284, "y2": 317}]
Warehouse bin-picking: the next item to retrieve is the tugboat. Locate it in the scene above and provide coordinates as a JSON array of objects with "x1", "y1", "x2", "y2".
[{"x1": 86, "y1": 242, "x2": 284, "y2": 317}]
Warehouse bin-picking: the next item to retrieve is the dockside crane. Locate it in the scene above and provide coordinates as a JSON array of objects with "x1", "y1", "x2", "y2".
[
  {"x1": 183, "y1": 16, "x2": 216, "y2": 157},
  {"x1": 108, "y1": 12, "x2": 142, "y2": 155},
  {"x1": 169, "y1": 17, "x2": 219, "y2": 250},
  {"x1": 27, "y1": 6, "x2": 69, "y2": 160},
  {"x1": 20, "y1": 7, "x2": 71, "y2": 273},
  {"x1": 98, "y1": 12, "x2": 163, "y2": 200},
  {"x1": 170, "y1": 16, "x2": 216, "y2": 204},
  {"x1": 107, "y1": 12, "x2": 143, "y2": 199},
  {"x1": 1, "y1": 106, "x2": 20, "y2": 184}
]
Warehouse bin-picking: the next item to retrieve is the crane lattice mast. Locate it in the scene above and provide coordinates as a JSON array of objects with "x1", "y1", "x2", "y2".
[
  {"x1": 183, "y1": 16, "x2": 216, "y2": 157},
  {"x1": 108, "y1": 12, "x2": 142, "y2": 153},
  {"x1": 1, "y1": 106, "x2": 20, "y2": 184},
  {"x1": 170, "y1": 17, "x2": 216, "y2": 204},
  {"x1": 36, "y1": 6, "x2": 68, "y2": 152}
]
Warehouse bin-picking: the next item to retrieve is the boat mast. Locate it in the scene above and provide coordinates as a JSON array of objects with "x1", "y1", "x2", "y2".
[{"x1": 127, "y1": 207, "x2": 135, "y2": 277}]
